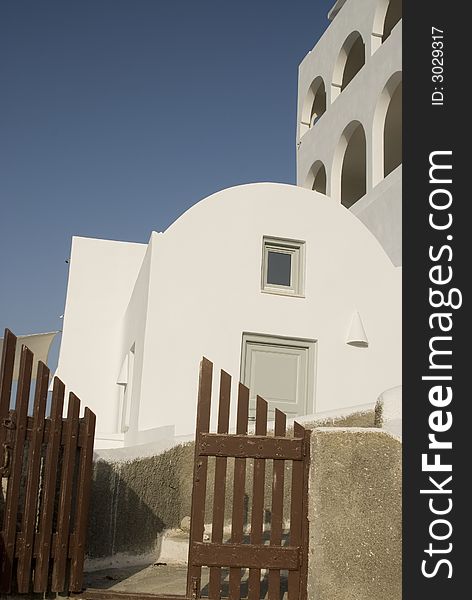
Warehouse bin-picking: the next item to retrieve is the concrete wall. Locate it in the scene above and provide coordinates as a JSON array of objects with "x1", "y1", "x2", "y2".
[
  {"x1": 308, "y1": 428, "x2": 401, "y2": 600},
  {"x1": 88, "y1": 442, "x2": 195, "y2": 558}
]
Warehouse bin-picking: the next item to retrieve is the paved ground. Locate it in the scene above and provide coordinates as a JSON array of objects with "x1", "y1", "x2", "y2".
[
  {"x1": 84, "y1": 563, "x2": 188, "y2": 595},
  {"x1": 84, "y1": 563, "x2": 288, "y2": 598}
]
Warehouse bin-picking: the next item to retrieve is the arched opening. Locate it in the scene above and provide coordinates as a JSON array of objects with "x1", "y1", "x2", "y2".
[
  {"x1": 340, "y1": 123, "x2": 366, "y2": 208},
  {"x1": 313, "y1": 165, "x2": 327, "y2": 194},
  {"x1": 332, "y1": 32, "x2": 365, "y2": 100},
  {"x1": 300, "y1": 77, "x2": 326, "y2": 136},
  {"x1": 372, "y1": 72, "x2": 402, "y2": 184},
  {"x1": 372, "y1": 0, "x2": 402, "y2": 52},
  {"x1": 310, "y1": 80, "x2": 326, "y2": 126},
  {"x1": 384, "y1": 81, "x2": 402, "y2": 176},
  {"x1": 382, "y1": 0, "x2": 402, "y2": 42},
  {"x1": 305, "y1": 161, "x2": 327, "y2": 194},
  {"x1": 341, "y1": 36, "x2": 365, "y2": 90}
]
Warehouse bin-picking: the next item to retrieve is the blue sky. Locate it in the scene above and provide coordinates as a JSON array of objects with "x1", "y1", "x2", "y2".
[{"x1": 0, "y1": 0, "x2": 332, "y2": 367}]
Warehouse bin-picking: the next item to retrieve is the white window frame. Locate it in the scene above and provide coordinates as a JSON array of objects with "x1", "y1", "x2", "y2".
[{"x1": 261, "y1": 236, "x2": 305, "y2": 297}]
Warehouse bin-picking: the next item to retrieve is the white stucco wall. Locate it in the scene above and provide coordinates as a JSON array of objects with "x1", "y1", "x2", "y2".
[
  {"x1": 130, "y1": 182, "x2": 401, "y2": 437},
  {"x1": 297, "y1": 0, "x2": 402, "y2": 264},
  {"x1": 56, "y1": 236, "x2": 147, "y2": 434},
  {"x1": 57, "y1": 183, "x2": 401, "y2": 443},
  {"x1": 351, "y1": 164, "x2": 401, "y2": 265},
  {"x1": 119, "y1": 238, "x2": 154, "y2": 440}
]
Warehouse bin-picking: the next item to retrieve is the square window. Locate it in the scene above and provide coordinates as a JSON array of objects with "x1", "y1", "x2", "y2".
[{"x1": 261, "y1": 236, "x2": 305, "y2": 296}]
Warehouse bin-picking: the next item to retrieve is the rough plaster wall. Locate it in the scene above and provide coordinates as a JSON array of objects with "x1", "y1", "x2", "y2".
[
  {"x1": 304, "y1": 408, "x2": 375, "y2": 429},
  {"x1": 88, "y1": 443, "x2": 194, "y2": 558},
  {"x1": 86, "y1": 410, "x2": 377, "y2": 559},
  {"x1": 308, "y1": 429, "x2": 401, "y2": 600}
]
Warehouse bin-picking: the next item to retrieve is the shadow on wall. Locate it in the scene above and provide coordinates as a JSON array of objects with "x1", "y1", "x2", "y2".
[{"x1": 88, "y1": 443, "x2": 195, "y2": 558}]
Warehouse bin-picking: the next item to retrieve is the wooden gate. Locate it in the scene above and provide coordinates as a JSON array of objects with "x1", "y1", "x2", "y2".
[
  {"x1": 186, "y1": 357, "x2": 310, "y2": 600},
  {"x1": 0, "y1": 328, "x2": 96, "y2": 594}
]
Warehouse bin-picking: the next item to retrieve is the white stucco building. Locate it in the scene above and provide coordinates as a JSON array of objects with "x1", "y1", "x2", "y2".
[
  {"x1": 56, "y1": 0, "x2": 402, "y2": 448},
  {"x1": 297, "y1": 0, "x2": 401, "y2": 266}
]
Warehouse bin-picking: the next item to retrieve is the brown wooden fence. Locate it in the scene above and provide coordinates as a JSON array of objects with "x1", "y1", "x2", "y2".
[
  {"x1": 0, "y1": 328, "x2": 96, "y2": 594},
  {"x1": 186, "y1": 357, "x2": 310, "y2": 600}
]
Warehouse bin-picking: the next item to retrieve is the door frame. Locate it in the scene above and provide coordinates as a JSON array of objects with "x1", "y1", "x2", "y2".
[{"x1": 240, "y1": 332, "x2": 317, "y2": 419}]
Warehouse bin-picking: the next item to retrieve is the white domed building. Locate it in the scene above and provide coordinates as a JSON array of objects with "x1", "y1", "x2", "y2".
[{"x1": 56, "y1": 0, "x2": 402, "y2": 448}]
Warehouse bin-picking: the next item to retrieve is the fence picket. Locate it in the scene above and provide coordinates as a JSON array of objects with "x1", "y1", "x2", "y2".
[
  {"x1": 34, "y1": 376, "x2": 65, "y2": 591},
  {"x1": 0, "y1": 329, "x2": 16, "y2": 454},
  {"x1": 288, "y1": 421, "x2": 306, "y2": 599},
  {"x1": 70, "y1": 407, "x2": 97, "y2": 591},
  {"x1": 186, "y1": 357, "x2": 213, "y2": 598},
  {"x1": 51, "y1": 393, "x2": 81, "y2": 592},
  {"x1": 0, "y1": 345, "x2": 33, "y2": 594},
  {"x1": 16, "y1": 361, "x2": 49, "y2": 592},
  {"x1": 0, "y1": 328, "x2": 17, "y2": 576}
]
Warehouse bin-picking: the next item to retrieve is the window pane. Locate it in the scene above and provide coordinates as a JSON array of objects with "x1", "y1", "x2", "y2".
[{"x1": 267, "y1": 251, "x2": 291, "y2": 286}]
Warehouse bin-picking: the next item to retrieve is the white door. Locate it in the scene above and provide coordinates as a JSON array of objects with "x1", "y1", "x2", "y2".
[{"x1": 241, "y1": 333, "x2": 316, "y2": 420}]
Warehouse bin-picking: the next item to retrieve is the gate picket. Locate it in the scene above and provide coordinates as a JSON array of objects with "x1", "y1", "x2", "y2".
[
  {"x1": 268, "y1": 409, "x2": 286, "y2": 599},
  {"x1": 288, "y1": 421, "x2": 309, "y2": 600},
  {"x1": 186, "y1": 357, "x2": 213, "y2": 597},
  {"x1": 247, "y1": 396, "x2": 268, "y2": 600},
  {"x1": 208, "y1": 370, "x2": 231, "y2": 598},
  {"x1": 228, "y1": 382, "x2": 249, "y2": 598}
]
